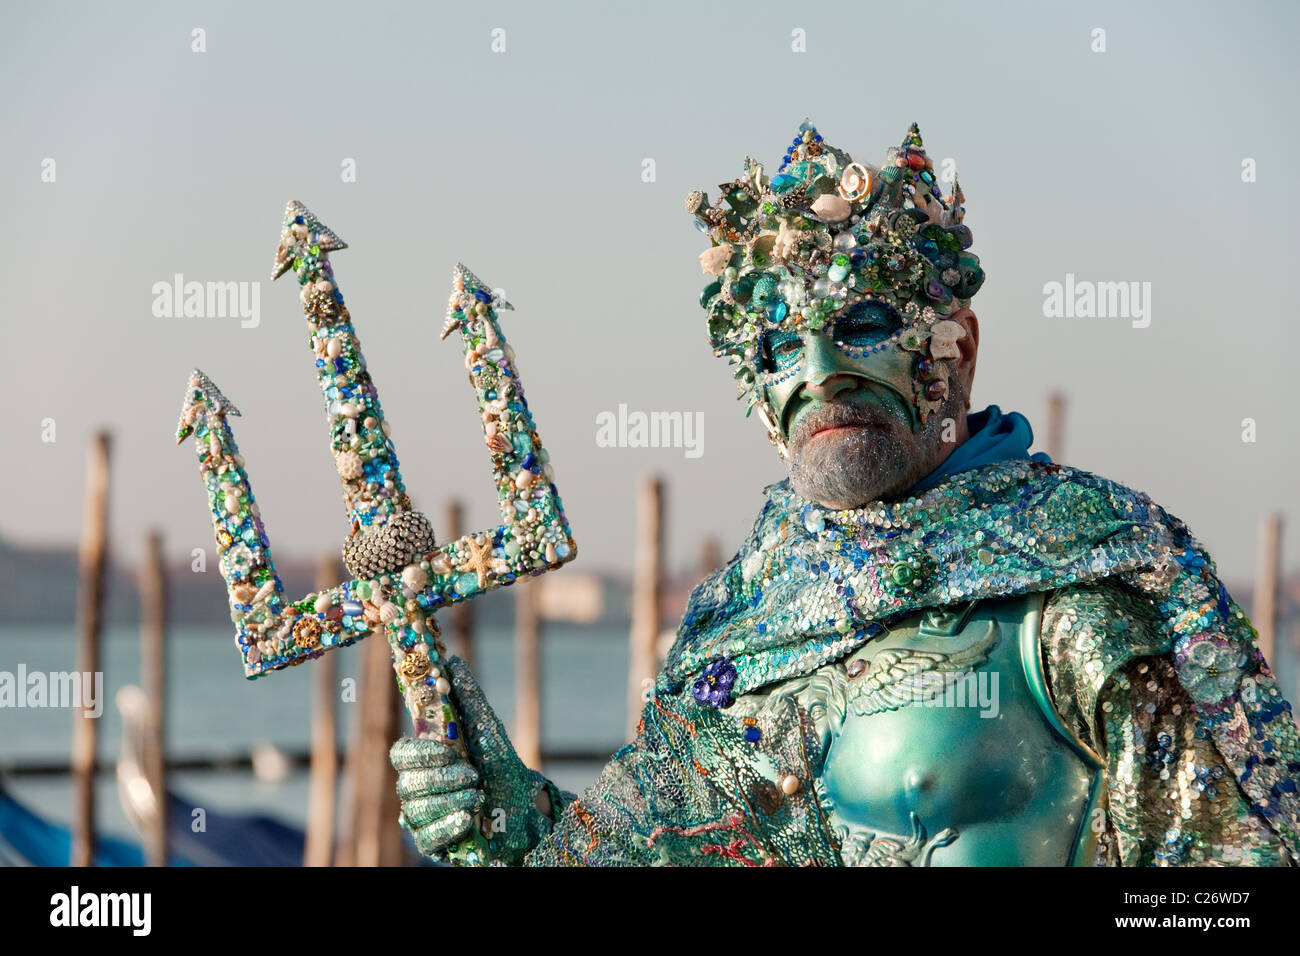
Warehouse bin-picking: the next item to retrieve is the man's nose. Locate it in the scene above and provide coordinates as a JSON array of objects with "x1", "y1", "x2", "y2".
[
  {"x1": 803, "y1": 373, "x2": 857, "y2": 402},
  {"x1": 799, "y1": 332, "x2": 856, "y2": 401}
]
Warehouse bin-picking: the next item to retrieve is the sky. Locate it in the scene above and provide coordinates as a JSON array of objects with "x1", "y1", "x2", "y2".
[{"x1": 2, "y1": 0, "x2": 1297, "y2": 584}]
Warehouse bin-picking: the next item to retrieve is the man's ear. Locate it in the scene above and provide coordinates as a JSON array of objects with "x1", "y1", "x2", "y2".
[{"x1": 948, "y1": 307, "x2": 979, "y2": 407}]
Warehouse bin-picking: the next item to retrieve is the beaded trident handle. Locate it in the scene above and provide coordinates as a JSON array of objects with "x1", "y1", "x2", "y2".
[{"x1": 175, "y1": 201, "x2": 577, "y2": 863}]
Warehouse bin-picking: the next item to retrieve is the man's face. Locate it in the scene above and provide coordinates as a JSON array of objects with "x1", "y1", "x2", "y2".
[{"x1": 760, "y1": 303, "x2": 974, "y2": 509}]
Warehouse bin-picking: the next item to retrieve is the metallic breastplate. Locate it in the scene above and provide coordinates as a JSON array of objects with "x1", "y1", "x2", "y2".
[{"x1": 802, "y1": 593, "x2": 1104, "y2": 866}]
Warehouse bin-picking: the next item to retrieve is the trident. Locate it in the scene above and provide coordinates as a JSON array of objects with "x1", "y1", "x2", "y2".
[{"x1": 175, "y1": 201, "x2": 577, "y2": 865}]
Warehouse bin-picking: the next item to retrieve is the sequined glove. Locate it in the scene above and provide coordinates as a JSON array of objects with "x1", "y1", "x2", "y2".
[
  {"x1": 390, "y1": 656, "x2": 570, "y2": 865},
  {"x1": 389, "y1": 734, "x2": 484, "y2": 859}
]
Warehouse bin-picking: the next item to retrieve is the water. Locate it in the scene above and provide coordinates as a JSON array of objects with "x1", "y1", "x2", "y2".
[{"x1": 0, "y1": 623, "x2": 631, "y2": 846}]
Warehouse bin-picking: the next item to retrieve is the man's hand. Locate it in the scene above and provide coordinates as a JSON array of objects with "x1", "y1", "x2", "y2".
[
  {"x1": 390, "y1": 736, "x2": 484, "y2": 857},
  {"x1": 390, "y1": 656, "x2": 567, "y2": 864}
]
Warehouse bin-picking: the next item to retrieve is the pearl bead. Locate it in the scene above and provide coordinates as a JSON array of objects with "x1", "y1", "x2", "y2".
[
  {"x1": 780, "y1": 774, "x2": 801, "y2": 795},
  {"x1": 401, "y1": 564, "x2": 428, "y2": 590}
]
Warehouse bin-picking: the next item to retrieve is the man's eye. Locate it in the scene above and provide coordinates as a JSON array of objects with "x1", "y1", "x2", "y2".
[
  {"x1": 833, "y1": 302, "x2": 902, "y2": 348},
  {"x1": 762, "y1": 332, "x2": 803, "y2": 372}
]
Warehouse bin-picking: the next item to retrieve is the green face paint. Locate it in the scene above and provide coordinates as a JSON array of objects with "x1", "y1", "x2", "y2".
[
  {"x1": 687, "y1": 121, "x2": 985, "y2": 458},
  {"x1": 760, "y1": 300, "x2": 923, "y2": 443}
]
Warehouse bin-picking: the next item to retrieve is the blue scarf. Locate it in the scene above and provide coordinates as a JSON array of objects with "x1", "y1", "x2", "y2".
[{"x1": 908, "y1": 404, "x2": 1051, "y2": 493}]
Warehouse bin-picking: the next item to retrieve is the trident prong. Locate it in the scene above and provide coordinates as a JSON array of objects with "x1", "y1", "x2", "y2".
[{"x1": 176, "y1": 201, "x2": 578, "y2": 865}]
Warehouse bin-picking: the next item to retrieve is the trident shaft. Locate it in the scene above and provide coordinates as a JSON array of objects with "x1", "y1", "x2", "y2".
[{"x1": 175, "y1": 200, "x2": 577, "y2": 864}]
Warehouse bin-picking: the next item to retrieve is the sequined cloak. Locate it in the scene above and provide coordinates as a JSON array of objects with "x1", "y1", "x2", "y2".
[{"x1": 522, "y1": 461, "x2": 1298, "y2": 865}]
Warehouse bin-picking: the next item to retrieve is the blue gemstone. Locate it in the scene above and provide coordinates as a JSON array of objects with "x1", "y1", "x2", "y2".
[
  {"x1": 446, "y1": 722, "x2": 458, "y2": 740},
  {"x1": 743, "y1": 726, "x2": 761, "y2": 742},
  {"x1": 342, "y1": 600, "x2": 364, "y2": 616},
  {"x1": 770, "y1": 173, "x2": 799, "y2": 194},
  {"x1": 769, "y1": 301, "x2": 788, "y2": 323},
  {"x1": 521, "y1": 453, "x2": 537, "y2": 469},
  {"x1": 473, "y1": 289, "x2": 492, "y2": 302},
  {"x1": 293, "y1": 215, "x2": 305, "y2": 225}
]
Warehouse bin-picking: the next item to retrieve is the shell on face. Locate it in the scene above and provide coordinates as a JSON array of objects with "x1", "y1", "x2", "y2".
[{"x1": 928, "y1": 319, "x2": 966, "y2": 360}]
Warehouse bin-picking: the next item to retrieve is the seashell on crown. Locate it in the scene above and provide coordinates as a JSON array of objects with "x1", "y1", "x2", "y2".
[{"x1": 686, "y1": 121, "x2": 985, "y2": 406}]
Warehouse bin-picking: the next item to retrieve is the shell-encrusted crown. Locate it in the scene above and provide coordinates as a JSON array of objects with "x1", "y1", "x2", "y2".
[{"x1": 686, "y1": 121, "x2": 984, "y2": 411}]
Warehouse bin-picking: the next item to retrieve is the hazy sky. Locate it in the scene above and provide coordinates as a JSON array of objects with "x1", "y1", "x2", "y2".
[{"x1": 3, "y1": 0, "x2": 1297, "y2": 585}]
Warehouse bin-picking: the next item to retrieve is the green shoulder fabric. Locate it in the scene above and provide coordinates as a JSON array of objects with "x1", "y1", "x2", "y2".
[
  {"x1": 1041, "y1": 582, "x2": 1294, "y2": 865},
  {"x1": 662, "y1": 461, "x2": 1300, "y2": 863},
  {"x1": 663, "y1": 461, "x2": 1183, "y2": 698},
  {"x1": 525, "y1": 683, "x2": 841, "y2": 866}
]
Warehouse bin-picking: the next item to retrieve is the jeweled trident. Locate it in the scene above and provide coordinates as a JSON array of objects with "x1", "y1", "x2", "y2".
[{"x1": 174, "y1": 201, "x2": 577, "y2": 865}]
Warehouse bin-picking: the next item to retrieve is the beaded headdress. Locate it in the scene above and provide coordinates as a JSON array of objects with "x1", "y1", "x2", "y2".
[{"x1": 686, "y1": 121, "x2": 985, "y2": 447}]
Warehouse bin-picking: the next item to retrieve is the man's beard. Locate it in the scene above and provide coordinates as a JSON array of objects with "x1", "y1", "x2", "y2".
[{"x1": 786, "y1": 381, "x2": 966, "y2": 509}]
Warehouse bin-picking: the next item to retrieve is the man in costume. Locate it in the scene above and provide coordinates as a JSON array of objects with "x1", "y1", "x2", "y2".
[{"x1": 390, "y1": 122, "x2": 1300, "y2": 866}]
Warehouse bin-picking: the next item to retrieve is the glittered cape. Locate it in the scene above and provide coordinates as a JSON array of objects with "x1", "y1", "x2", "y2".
[{"x1": 658, "y1": 460, "x2": 1300, "y2": 858}]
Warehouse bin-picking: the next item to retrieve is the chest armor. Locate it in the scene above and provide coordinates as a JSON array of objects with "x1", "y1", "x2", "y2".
[{"x1": 800, "y1": 592, "x2": 1104, "y2": 866}]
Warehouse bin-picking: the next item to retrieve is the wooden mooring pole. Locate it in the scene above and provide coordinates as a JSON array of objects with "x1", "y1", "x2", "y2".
[
  {"x1": 1044, "y1": 391, "x2": 1066, "y2": 465},
  {"x1": 513, "y1": 578, "x2": 542, "y2": 769},
  {"x1": 443, "y1": 501, "x2": 476, "y2": 670},
  {"x1": 351, "y1": 630, "x2": 405, "y2": 866},
  {"x1": 304, "y1": 552, "x2": 341, "y2": 866},
  {"x1": 1253, "y1": 513, "x2": 1283, "y2": 665},
  {"x1": 72, "y1": 430, "x2": 111, "y2": 867},
  {"x1": 139, "y1": 528, "x2": 169, "y2": 867},
  {"x1": 628, "y1": 476, "x2": 664, "y2": 740}
]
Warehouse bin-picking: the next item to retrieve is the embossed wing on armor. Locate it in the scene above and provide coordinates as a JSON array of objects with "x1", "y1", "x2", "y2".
[{"x1": 844, "y1": 616, "x2": 998, "y2": 718}]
